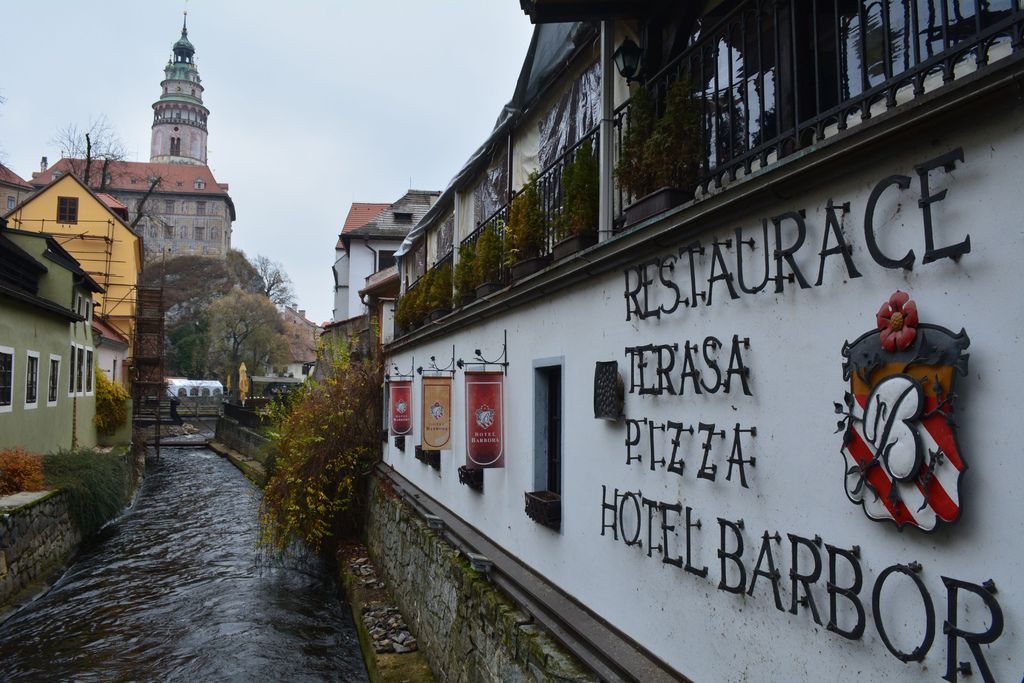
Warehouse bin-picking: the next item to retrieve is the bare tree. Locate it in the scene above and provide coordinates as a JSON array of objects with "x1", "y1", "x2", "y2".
[
  {"x1": 51, "y1": 115, "x2": 127, "y2": 190},
  {"x1": 251, "y1": 254, "x2": 296, "y2": 307}
]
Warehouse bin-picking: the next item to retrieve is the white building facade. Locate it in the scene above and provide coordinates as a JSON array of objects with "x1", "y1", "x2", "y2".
[{"x1": 383, "y1": 6, "x2": 1024, "y2": 681}]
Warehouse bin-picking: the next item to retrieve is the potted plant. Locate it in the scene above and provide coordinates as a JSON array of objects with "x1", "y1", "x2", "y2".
[
  {"x1": 505, "y1": 172, "x2": 550, "y2": 280},
  {"x1": 453, "y1": 242, "x2": 478, "y2": 307},
  {"x1": 474, "y1": 223, "x2": 503, "y2": 297},
  {"x1": 617, "y1": 78, "x2": 700, "y2": 226},
  {"x1": 553, "y1": 138, "x2": 599, "y2": 260},
  {"x1": 524, "y1": 490, "x2": 560, "y2": 530},
  {"x1": 426, "y1": 263, "x2": 453, "y2": 320}
]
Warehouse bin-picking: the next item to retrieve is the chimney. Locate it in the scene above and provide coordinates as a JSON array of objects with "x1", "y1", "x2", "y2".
[
  {"x1": 40, "y1": 156, "x2": 48, "y2": 172},
  {"x1": 298, "y1": 310, "x2": 306, "y2": 318}
]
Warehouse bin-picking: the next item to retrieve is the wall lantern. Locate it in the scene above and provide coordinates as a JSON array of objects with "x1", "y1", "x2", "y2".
[{"x1": 613, "y1": 37, "x2": 643, "y2": 81}]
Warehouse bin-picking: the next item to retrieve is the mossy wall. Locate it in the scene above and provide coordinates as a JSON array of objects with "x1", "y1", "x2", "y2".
[{"x1": 365, "y1": 477, "x2": 596, "y2": 683}]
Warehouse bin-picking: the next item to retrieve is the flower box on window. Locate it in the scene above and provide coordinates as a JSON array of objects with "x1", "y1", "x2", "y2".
[{"x1": 524, "y1": 490, "x2": 561, "y2": 530}]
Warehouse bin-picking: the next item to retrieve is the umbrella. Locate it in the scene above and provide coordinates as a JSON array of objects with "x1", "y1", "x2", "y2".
[{"x1": 238, "y1": 362, "x2": 250, "y2": 403}]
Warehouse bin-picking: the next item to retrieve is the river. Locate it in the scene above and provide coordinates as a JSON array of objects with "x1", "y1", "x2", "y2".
[{"x1": 0, "y1": 447, "x2": 368, "y2": 682}]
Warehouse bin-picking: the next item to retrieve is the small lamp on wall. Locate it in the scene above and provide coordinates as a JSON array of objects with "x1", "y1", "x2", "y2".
[{"x1": 613, "y1": 37, "x2": 643, "y2": 82}]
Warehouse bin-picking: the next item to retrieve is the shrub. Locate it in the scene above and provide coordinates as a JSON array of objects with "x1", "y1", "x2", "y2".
[
  {"x1": 505, "y1": 171, "x2": 547, "y2": 265},
  {"x1": 0, "y1": 447, "x2": 45, "y2": 495},
  {"x1": 94, "y1": 368, "x2": 130, "y2": 435},
  {"x1": 426, "y1": 263, "x2": 453, "y2": 313},
  {"x1": 474, "y1": 223, "x2": 503, "y2": 285},
  {"x1": 454, "y1": 242, "x2": 478, "y2": 300},
  {"x1": 646, "y1": 77, "x2": 700, "y2": 191},
  {"x1": 557, "y1": 138, "x2": 599, "y2": 240},
  {"x1": 259, "y1": 336, "x2": 382, "y2": 554},
  {"x1": 43, "y1": 449, "x2": 130, "y2": 535},
  {"x1": 615, "y1": 85, "x2": 658, "y2": 198}
]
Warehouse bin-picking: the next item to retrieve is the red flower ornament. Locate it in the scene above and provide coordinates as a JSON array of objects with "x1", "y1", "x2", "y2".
[{"x1": 876, "y1": 290, "x2": 918, "y2": 351}]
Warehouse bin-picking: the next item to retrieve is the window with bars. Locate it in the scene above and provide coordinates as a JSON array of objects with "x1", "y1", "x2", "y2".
[
  {"x1": 0, "y1": 348, "x2": 12, "y2": 410},
  {"x1": 25, "y1": 353, "x2": 38, "y2": 406},
  {"x1": 85, "y1": 350, "x2": 94, "y2": 394},
  {"x1": 48, "y1": 357, "x2": 60, "y2": 405},
  {"x1": 57, "y1": 196, "x2": 78, "y2": 224},
  {"x1": 76, "y1": 346, "x2": 84, "y2": 395}
]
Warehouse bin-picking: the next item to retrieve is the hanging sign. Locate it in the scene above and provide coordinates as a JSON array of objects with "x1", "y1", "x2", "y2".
[
  {"x1": 465, "y1": 371, "x2": 504, "y2": 468},
  {"x1": 421, "y1": 376, "x2": 452, "y2": 450},
  {"x1": 389, "y1": 380, "x2": 413, "y2": 435}
]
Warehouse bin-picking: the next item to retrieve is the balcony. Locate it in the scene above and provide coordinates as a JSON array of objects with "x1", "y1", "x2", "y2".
[{"x1": 394, "y1": 0, "x2": 1023, "y2": 339}]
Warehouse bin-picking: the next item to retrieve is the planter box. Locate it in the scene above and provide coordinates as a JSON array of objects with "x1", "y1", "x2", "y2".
[
  {"x1": 623, "y1": 187, "x2": 689, "y2": 227},
  {"x1": 429, "y1": 308, "x2": 451, "y2": 322},
  {"x1": 524, "y1": 490, "x2": 561, "y2": 530},
  {"x1": 552, "y1": 232, "x2": 598, "y2": 260},
  {"x1": 458, "y1": 293, "x2": 476, "y2": 307},
  {"x1": 475, "y1": 281, "x2": 503, "y2": 298},
  {"x1": 510, "y1": 255, "x2": 551, "y2": 281},
  {"x1": 415, "y1": 446, "x2": 440, "y2": 470},
  {"x1": 394, "y1": 435, "x2": 405, "y2": 451},
  {"x1": 458, "y1": 466, "x2": 484, "y2": 491}
]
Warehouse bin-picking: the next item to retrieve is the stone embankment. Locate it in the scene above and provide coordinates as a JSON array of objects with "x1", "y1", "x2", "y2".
[
  {"x1": 365, "y1": 477, "x2": 596, "y2": 683},
  {"x1": 0, "y1": 491, "x2": 81, "y2": 620},
  {"x1": 210, "y1": 416, "x2": 275, "y2": 486}
]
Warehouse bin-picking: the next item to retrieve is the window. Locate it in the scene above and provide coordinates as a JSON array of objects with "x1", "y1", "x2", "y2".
[
  {"x1": 170, "y1": 137, "x2": 181, "y2": 156},
  {"x1": 194, "y1": 226, "x2": 205, "y2": 241},
  {"x1": 179, "y1": 225, "x2": 188, "y2": 239},
  {"x1": 165, "y1": 199, "x2": 175, "y2": 214},
  {"x1": 378, "y1": 250, "x2": 397, "y2": 270},
  {"x1": 210, "y1": 227, "x2": 220, "y2": 241},
  {"x1": 534, "y1": 363, "x2": 562, "y2": 498},
  {"x1": 68, "y1": 344, "x2": 77, "y2": 395},
  {"x1": 85, "y1": 349, "x2": 94, "y2": 394},
  {"x1": 164, "y1": 225, "x2": 174, "y2": 240},
  {"x1": 76, "y1": 346, "x2": 84, "y2": 395},
  {"x1": 148, "y1": 225, "x2": 158, "y2": 238},
  {"x1": 57, "y1": 196, "x2": 79, "y2": 224},
  {"x1": 25, "y1": 351, "x2": 39, "y2": 408},
  {"x1": 47, "y1": 356, "x2": 60, "y2": 406},
  {"x1": 196, "y1": 201, "x2": 206, "y2": 215},
  {"x1": 6, "y1": 196, "x2": 14, "y2": 210},
  {"x1": 195, "y1": 179, "x2": 205, "y2": 190},
  {"x1": 0, "y1": 347, "x2": 13, "y2": 412}
]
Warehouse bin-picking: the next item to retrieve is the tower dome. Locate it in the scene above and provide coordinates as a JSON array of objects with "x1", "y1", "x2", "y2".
[{"x1": 150, "y1": 12, "x2": 209, "y2": 165}]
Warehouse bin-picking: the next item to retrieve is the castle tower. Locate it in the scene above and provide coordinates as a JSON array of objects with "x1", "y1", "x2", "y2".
[{"x1": 150, "y1": 13, "x2": 209, "y2": 165}]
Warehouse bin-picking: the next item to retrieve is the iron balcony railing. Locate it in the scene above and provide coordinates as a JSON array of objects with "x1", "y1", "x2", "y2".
[
  {"x1": 534, "y1": 125, "x2": 601, "y2": 253},
  {"x1": 461, "y1": 201, "x2": 512, "y2": 286},
  {"x1": 613, "y1": 0, "x2": 1024, "y2": 216}
]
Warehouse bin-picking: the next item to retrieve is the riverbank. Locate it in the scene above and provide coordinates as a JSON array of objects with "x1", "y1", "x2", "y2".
[{"x1": 0, "y1": 445, "x2": 143, "y2": 623}]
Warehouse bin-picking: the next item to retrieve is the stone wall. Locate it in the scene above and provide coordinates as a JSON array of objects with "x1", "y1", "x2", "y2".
[
  {"x1": 214, "y1": 416, "x2": 276, "y2": 467},
  {"x1": 0, "y1": 491, "x2": 81, "y2": 611},
  {"x1": 365, "y1": 478, "x2": 595, "y2": 683}
]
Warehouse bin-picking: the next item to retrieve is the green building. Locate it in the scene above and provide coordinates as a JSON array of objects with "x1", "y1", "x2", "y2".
[{"x1": 0, "y1": 217, "x2": 104, "y2": 452}]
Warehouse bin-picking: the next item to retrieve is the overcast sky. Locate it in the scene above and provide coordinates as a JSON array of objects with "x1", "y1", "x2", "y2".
[{"x1": 0, "y1": 1, "x2": 535, "y2": 324}]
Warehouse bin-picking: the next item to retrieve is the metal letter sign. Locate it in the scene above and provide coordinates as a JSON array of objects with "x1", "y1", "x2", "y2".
[
  {"x1": 838, "y1": 291, "x2": 970, "y2": 531},
  {"x1": 421, "y1": 376, "x2": 452, "y2": 450},
  {"x1": 389, "y1": 380, "x2": 413, "y2": 436},
  {"x1": 465, "y1": 371, "x2": 504, "y2": 468}
]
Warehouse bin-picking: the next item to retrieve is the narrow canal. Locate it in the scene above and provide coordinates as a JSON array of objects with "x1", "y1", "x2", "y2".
[{"x1": 0, "y1": 447, "x2": 368, "y2": 682}]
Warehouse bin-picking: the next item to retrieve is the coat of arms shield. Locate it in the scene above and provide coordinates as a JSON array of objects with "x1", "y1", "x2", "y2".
[{"x1": 839, "y1": 291, "x2": 970, "y2": 531}]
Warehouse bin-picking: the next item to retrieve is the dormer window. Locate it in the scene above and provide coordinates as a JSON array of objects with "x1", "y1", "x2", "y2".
[
  {"x1": 395, "y1": 212, "x2": 413, "y2": 221},
  {"x1": 195, "y1": 179, "x2": 205, "y2": 190}
]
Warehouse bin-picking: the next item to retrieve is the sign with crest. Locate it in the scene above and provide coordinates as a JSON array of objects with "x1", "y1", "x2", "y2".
[
  {"x1": 389, "y1": 380, "x2": 413, "y2": 436},
  {"x1": 465, "y1": 371, "x2": 504, "y2": 468},
  {"x1": 838, "y1": 291, "x2": 970, "y2": 532},
  {"x1": 421, "y1": 376, "x2": 452, "y2": 450}
]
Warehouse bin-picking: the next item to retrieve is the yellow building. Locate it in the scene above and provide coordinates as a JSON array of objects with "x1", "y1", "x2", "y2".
[{"x1": 4, "y1": 173, "x2": 143, "y2": 356}]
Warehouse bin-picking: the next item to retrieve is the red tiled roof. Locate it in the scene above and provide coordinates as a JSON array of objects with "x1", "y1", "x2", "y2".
[
  {"x1": 30, "y1": 158, "x2": 230, "y2": 197},
  {"x1": 95, "y1": 193, "x2": 127, "y2": 210},
  {"x1": 337, "y1": 202, "x2": 389, "y2": 248},
  {"x1": 92, "y1": 316, "x2": 129, "y2": 346},
  {"x1": 0, "y1": 162, "x2": 33, "y2": 190}
]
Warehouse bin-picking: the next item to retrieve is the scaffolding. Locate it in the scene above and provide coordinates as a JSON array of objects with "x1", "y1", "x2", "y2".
[{"x1": 132, "y1": 285, "x2": 166, "y2": 456}]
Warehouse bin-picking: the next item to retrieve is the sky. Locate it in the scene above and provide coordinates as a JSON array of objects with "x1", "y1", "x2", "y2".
[{"x1": 0, "y1": 1, "x2": 536, "y2": 325}]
